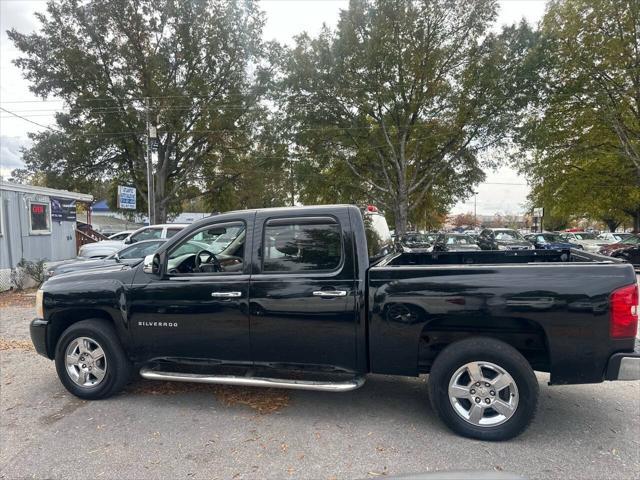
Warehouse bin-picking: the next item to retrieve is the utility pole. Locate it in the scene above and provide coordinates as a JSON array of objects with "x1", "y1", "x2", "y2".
[
  {"x1": 145, "y1": 97, "x2": 155, "y2": 225},
  {"x1": 474, "y1": 191, "x2": 477, "y2": 227}
]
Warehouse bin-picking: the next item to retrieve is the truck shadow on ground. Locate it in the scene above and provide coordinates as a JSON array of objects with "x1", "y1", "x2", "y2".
[{"x1": 121, "y1": 372, "x2": 637, "y2": 443}]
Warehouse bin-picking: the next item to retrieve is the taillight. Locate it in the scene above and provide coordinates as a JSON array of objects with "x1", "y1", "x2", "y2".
[{"x1": 610, "y1": 284, "x2": 639, "y2": 338}]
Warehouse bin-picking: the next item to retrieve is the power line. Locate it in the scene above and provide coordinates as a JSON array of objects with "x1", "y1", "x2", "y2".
[{"x1": 0, "y1": 106, "x2": 59, "y2": 131}]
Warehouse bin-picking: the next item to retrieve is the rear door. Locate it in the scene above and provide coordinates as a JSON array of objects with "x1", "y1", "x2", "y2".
[{"x1": 249, "y1": 209, "x2": 359, "y2": 372}]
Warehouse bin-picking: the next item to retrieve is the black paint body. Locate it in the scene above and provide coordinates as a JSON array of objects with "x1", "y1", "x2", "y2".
[{"x1": 34, "y1": 205, "x2": 638, "y2": 385}]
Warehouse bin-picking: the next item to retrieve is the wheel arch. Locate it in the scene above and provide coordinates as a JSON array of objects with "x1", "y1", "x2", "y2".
[
  {"x1": 418, "y1": 316, "x2": 551, "y2": 375},
  {"x1": 47, "y1": 308, "x2": 118, "y2": 359}
]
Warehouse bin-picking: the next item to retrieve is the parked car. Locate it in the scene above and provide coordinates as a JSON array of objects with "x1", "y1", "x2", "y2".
[
  {"x1": 476, "y1": 228, "x2": 534, "y2": 251},
  {"x1": 397, "y1": 232, "x2": 436, "y2": 253},
  {"x1": 524, "y1": 232, "x2": 581, "y2": 250},
  {"x1": 610, "y1": 243, "x2": 640, "y2": 271},
  {"x1": 559, "y1": 231, "x2": 610, "y2": 253},
  {"x1": 78, "y1": 223, "x2": 189, "y2": 258},
  {"x1": 599, "y1": 234, "x2": 640, "y2": 256},
  {"x1": 32, "y1": 205, "x2": 639, "y2": 441},
  {"x1": 47, "y1": 239, "x2": 167, "y2": 279},
  {"x1": 432, "y1": 233, "x2": 481, "y2": 252},
  {"x1": 107, "y1": 230, "x2": 135, "y2": 240}
]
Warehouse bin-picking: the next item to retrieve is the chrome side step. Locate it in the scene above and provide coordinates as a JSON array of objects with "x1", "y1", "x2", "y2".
[{"x1": 139, "y1": 368, "x2": 366, "y2": 392}]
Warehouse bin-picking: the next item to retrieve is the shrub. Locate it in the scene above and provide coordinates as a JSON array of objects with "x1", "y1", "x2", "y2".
[{"x1": 17, "y1": 258, "x2": 48, "y2": 286}]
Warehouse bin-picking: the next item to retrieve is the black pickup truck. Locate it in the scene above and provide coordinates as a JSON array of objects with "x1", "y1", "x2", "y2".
[{"x1": 31, "y1": 205, "x2": 639, "y2": 440}]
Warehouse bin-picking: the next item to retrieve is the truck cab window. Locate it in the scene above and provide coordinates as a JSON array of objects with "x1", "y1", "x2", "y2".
[
  {"x1": 262, "y1": 220, "x2": 342, "y2": 272},
  {"x1": 167, "y1": 221, "x2": 245, "y2": 274}
]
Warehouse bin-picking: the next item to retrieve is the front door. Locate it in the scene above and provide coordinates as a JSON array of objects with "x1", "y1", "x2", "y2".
[
  {"x1": 249, "y1": 210, "x2": 359, "y2": 372},
  {"x1": 128, "y1": 214, "x2": 253, "y2": 363}
]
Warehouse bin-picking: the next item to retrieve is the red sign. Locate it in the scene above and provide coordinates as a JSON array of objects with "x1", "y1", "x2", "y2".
[{"x1": 32, "y1": 204, "x2": 45, "y2": 214}]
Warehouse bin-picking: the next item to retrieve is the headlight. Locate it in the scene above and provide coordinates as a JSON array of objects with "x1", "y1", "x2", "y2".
[
  {"x1": 36, "y1": 289, "x2": 44, "y2": 318},
  {"x1": 46, "y1": 269, "x2": 55, "y2": 278},
  {"x1": 497, "y1": 245, "x2": 508, "y2": 250},
  {"x1": 402, "y1": 246, "x2": 413, "y2": 253}
]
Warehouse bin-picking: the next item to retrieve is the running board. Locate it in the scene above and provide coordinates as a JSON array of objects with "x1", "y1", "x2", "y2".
[{"x1": 139, "y1": 368, "x2": 366, "y2": 392}]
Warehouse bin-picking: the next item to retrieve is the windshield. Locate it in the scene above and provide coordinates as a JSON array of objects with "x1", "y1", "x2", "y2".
[
  {"x1": 445, "y1": 235, "x2": 474, "y2": 245},
  {"x1": 540, "y1": 234, "x2": 563, "y2": 242},
  {"x1": 404, "y1": 233, "x2": 431, "y2": 244},
  {"x1": 609, "y1": 233, "x2": 633, "y2": 242},
  {"x1": 622, "y1": 235, "x2": 640, "y2": 244},
  {"x1": 494, "y1": 230, "x2": 524, "y2": 241},
  {"x1": 574, "y1": 233, "x2": 596, "y2": 240}
]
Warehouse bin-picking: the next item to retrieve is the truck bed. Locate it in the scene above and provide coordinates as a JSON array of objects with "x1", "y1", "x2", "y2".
[{"x1": 367, "y1": 249, "x2": 637, "y2": 385}]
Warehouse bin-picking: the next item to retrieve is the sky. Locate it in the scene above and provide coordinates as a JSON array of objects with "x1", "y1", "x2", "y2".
[{"x1": 0, "y1": 0, "x2": 547, "y2": 214}]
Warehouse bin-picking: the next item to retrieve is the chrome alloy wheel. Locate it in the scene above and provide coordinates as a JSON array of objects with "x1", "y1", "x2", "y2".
[
  {"x1": 65, "y1": 336, "x2": 107, "y2": 388},
  {"x1": 447, "y1": 361, "x2": 519, "y2": 427}
]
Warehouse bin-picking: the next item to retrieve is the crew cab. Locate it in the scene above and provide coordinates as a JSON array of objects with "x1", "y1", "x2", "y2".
[{"x1": 31, "y1": 205, "x2": 639, "y2": 441}]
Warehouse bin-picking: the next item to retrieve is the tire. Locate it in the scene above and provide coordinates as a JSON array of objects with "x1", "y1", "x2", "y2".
[
  {"x1": 428, "y1": 337, "x2": 538, "y2": 441},
  {"x1": 54, "y1": 319, "x2": 132, "y2": 400}
]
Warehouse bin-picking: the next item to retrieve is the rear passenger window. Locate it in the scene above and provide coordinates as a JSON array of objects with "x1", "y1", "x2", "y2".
[{"x1": 262, "y1": 218, "x2": 342, "y2": 272}]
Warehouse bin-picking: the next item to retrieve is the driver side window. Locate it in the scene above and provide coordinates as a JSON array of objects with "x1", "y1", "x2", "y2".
[{"x1": 167, "y1": 221, "x2": 246, "y2": 275}]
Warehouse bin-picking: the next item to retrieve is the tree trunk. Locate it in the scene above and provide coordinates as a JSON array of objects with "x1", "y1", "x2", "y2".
[
  {"x1": 603, "y1": 218, "x2": 620, "y2": 232},
  {"x1": 394, "y1": 188, "x2": 409, "y2": 236},
  {"x1": 632, "y1": 208, "x2": 640, "y2": 233},
  {"x1": 154, "y1": 166, "x2": 168, "y2": 224}
]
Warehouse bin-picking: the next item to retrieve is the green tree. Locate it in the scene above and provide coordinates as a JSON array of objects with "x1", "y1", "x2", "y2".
[
  {"x1": 280, "y1": 0, "x2": 533, "y2": 235},
  {"x1": 9, "y1": 0, "x2": 274, "y2": 222},
  {"x1": 517, "y1": 0, "x2": 640, "y2": 231}
]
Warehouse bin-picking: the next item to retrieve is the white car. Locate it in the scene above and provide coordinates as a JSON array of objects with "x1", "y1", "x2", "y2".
[
  {"x1": 78, "y1": 224, "x2": 188, "y2": 258},
  {"x1": 559, "y1": 232, "x2": 610, "y2": 253}
]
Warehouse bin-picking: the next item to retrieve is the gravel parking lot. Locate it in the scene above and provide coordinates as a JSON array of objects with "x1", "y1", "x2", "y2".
[{"x1": 1, "y1": 290, "x2": 639, "y2": 480}]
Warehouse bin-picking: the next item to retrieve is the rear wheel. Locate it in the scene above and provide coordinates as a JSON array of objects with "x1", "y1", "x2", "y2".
[
  {"x1": 428, "y1": 337, "x2": 538, "y2": 441},
  {"x1": 55, "y1": 319, "x2": 131, "y2": 399}
]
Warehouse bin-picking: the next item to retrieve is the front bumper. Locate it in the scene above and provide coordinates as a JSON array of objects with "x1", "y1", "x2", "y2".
[
  {"x1": 606, "y1": 343, "x2": 640, "y2": 381},
  {"x1": 30, "y1": 318, "x2": 51, "y2": 358}
]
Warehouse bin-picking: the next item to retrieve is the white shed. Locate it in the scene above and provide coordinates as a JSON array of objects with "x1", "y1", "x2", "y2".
[{"x1": 0, "y1": 181, "x2": 93, "y2": 290}]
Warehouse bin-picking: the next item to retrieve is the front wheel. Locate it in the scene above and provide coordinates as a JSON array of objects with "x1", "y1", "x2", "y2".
[
  {"x1": 428, "y1": 337, "x2": 539, "y2": 441},
  {"x1": 55, "y1": 319, "x2": 132, "y2": 400}
]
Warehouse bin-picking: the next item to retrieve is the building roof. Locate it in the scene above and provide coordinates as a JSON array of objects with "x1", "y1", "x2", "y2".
[{"x1": 0, "y1": 180, "x2": 93, "y2": 202}]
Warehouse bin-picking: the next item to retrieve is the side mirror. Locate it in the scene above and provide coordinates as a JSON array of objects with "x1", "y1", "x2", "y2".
[{"x1": 143, "y1": 253, "x2": 161, "y2": 275}]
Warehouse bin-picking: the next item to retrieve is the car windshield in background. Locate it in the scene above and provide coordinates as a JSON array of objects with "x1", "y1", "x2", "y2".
[
  {"x1": 622, "y1": 235, "x2": 640, "y2": 244},
  {"x1": 541, "y1": 234, "x2": 563, "y2": 242},
  {"x1": 611, "y1": 233, "x2": 634, "y2": 242},
  {"x1": 494, "y1": 230, "x2": 523, "y2": 241},
  {"x1": 446, "y1": 235, "x2": 473, "y2": 245},
  {"x1": 405, "y1": 234, "x2": 431, "y2": 243},
  {"x1": 574, "y1": 233, "x2": 596, "y2": 240}
]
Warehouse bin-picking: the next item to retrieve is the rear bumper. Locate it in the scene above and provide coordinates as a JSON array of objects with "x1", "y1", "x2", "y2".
[
  {"x1": 606, "y1": 343, "x2": 640, "y2": 381},
  {"x1": 30, "y1": 318, "x2": 51, "y2": 358}
]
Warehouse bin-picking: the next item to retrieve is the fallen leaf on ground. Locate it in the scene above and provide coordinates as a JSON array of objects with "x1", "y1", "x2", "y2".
[
  {"x1": 0, "y1": 338, "x2": 34, "y2": 351},
  {"x1": 127, "y1": 380, "x2": 290, "y2": 414},
  {"x1": 0, "y1": 289, "x2": 37, "y2": 308}
]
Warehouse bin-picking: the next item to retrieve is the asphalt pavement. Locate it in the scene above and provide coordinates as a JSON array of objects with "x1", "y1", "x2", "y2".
[{"x1": 1, "y1": 296, "x2": 639, "y2": 480}]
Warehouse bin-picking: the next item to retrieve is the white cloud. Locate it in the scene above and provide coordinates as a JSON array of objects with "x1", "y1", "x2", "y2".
[{"x1": 0, "y1": 135, "x2": 30, "y2": 176}]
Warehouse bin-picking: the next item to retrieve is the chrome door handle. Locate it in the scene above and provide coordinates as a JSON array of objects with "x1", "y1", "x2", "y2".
[
  {"x1": 211, "y1": 291, "x2": 242, "y2": 298},
  {"x1": 312, "y1": 290, "x2": 347, "y2": 297}
]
